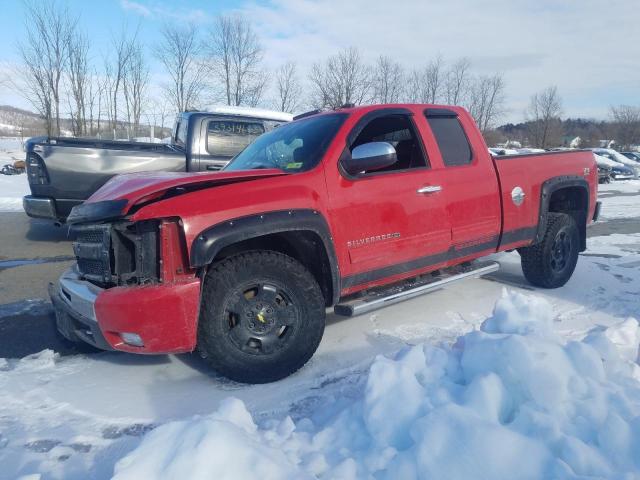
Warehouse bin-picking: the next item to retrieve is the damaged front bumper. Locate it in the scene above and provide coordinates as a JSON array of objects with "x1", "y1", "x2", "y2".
[
  {"x1": 49, "y1": 267, "x2": 113, "y2": 350},
  {"x1": 50, "y1": 266, "x2": 202, "y2": 354}
]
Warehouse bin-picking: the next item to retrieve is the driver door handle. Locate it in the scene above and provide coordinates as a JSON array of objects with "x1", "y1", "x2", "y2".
[{"x1": 417, "y1": 185, "x2": 442, "y2": 194}]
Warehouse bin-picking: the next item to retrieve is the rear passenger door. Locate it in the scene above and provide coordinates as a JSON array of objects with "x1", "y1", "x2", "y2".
[{"x1": 424, "y1": 108, "x2": 501, "y2": 252}]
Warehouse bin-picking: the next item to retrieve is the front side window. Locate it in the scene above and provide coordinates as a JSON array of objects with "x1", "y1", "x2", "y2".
[
  {"x1": 426, "y1": 115, "x2": 473, "y2": 167},
  {"x1": 206, "y1": 120, "x2": 265, "y2": 157},
  {"x1": 224, "y1": 113, "x2": 347, "y2": 173},
  {"x1": 350, "y1": 114, "x2": 428, "y2": 173}
]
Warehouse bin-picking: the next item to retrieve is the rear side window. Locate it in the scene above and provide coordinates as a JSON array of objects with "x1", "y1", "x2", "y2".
[
  {"x1": 426, "y1": 116, "x2": 473, "y2": 166},
  {"x1": 206, "y1": 120, "x2": 265, "y2": 157}
]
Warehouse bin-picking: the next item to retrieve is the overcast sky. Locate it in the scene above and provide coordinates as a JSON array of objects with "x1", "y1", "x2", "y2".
[{"x1": 0, "y1": 0, "x2": 638, "y2": 123}]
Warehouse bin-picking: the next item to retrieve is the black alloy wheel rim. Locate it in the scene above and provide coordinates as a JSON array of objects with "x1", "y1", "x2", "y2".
[
  {"x1": 223, "y1": 282, "x2": 299, "y2": 355},
  {"x1": 550, "y1": 229, "x2": 572, "y2": 273}
]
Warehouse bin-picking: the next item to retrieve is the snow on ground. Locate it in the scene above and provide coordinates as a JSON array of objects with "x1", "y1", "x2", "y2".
[
  {"x1": 598, "y1": 180, "x2": 640, "y2": 220},
  {"x1": 113, "y1": 291, "x2": 640, "y2": 480},
  {"x1": 0, "y1": 137, "x2": 29, "y2": 212},
  {"x1": 0, "y1": 141, "x2": 639, "y2": 477},
  {"x1": 0, "y1": 173, "x2": 29, "y2": 212},
  {"x1": 1, "y1": 232, "x2": 639, "y2": 479},
  {"x1": 0, "y1": 136, "x2": 24, "y2": 162}
]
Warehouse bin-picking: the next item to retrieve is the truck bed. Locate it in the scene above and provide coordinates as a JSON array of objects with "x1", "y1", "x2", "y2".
[
  {"x1": 26, "y1": 137, "x2": 186, "y2": 217},
  {"x1": 44, "y1": 136, "x2": 181, "y2": 153},
  {"x1": 493, "y1": 149, "x2": 598, "y2": 249}
]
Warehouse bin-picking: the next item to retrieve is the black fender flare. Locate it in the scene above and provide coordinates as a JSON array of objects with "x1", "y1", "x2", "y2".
[
  {"x1": 190, "y1": 209, "x2": 341, "y2": 304},
  {"x1": 535, "y1": 175, "x2": 589, "y2": 249}
]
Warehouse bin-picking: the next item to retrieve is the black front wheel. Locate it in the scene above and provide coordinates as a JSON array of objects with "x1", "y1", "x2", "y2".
[
  {"x1": 519, "y1": 213, "x2": 580, "y2": 288},
  {"x1": 198, "y1": 251, "x2": 326, "y2": 383}
]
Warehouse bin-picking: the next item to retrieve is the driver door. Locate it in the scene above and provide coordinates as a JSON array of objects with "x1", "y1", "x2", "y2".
[{"x1": 326, "y1": 109, "x2": 452, "y2": 288}]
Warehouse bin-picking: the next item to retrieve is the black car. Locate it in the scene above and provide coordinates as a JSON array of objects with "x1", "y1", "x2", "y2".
[{"x1": 610, "y1": 163, "x2": 635, "y2": 181}]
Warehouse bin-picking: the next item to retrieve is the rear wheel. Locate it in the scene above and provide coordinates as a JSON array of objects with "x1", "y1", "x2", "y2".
[
  {"x1": 519, "y1": 213, "x2": 580, "y2": 288},
  {"x1": 198, "y1": 251, "x2": 325, "y2": 383}
]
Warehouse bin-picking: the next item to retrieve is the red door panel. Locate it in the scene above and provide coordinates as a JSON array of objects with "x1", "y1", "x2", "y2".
[
  {"x1": 327, "y1": 168, "x2": 451, "y2": 276},
  {"x1": 416, "y1": 109, "x2": 501, "y2": 251}
]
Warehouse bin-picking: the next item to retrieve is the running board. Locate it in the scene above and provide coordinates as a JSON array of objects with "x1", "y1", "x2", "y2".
[{"x1": 334, "y1": 261, "x2": 500, "y2": 317}]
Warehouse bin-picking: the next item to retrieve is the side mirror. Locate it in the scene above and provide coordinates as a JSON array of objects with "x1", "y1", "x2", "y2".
[{"x1": 342, "y1": 142, "x2": 397, "y2": 176}]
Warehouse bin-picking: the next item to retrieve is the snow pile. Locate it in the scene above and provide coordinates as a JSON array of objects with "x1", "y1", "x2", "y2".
[
  {"x1": 0, "y1": 173, "x2": 29, "y2": 212},
  {"x1": 0, "y1": 137, "x2": 29, "y2": 212},
  {"x1": 113, "y1": 290, "x2": 640, "y2": 480}
]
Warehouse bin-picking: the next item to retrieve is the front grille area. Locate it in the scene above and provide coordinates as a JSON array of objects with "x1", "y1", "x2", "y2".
[
  {"x1": 77, "y1": 228, "x2": 105, "y2": 244},
  {"x1": 72, "y1": 221, "x2": 159, "y2": 287},
  {"x1": 77, "y1": 258, "x2": 107, "y2": 276}
]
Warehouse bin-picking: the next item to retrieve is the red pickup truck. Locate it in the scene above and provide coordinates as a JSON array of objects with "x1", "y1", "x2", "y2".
[{"x1": 50, "y1": 104, "x2": 600, "y2": 383}]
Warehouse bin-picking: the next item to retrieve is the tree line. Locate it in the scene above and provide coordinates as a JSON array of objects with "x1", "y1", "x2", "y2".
[
  {"x1": 12, "y1": 1, "x2": 508, "y2": 139},
  {"x1": 500, "y1": 85, "x2": 640, "y2": 150},
  {"x1": 11, "y1": 1, "x2": 640, "y2": 149}
]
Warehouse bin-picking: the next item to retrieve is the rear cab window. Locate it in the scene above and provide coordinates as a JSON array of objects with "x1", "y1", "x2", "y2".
[
  {"x1": 425, "y1": 111, "x2": 473, "y2": 167},
  {"x1": 205, "y1": 120, "x2": 265, "y2": 157}
]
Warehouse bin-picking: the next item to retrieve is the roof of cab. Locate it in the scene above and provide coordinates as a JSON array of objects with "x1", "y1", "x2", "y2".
[
  {"x1": 293, "y1": 103, "x2": 467, "y2": 121},
  {"x1": 194, "y1": 105, "x2": 293, "y2": 122}
]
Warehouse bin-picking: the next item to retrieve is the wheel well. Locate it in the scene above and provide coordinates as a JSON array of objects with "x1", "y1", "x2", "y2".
[
  {"x1": 211, "y1": 231, "x2": 335, "y2": 306},
  {"x1": 548, "y1": 186, "x2": 588, "y2": 251}
]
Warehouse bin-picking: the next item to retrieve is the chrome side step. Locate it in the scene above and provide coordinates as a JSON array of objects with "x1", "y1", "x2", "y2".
[{"x1": 334, "y1": 261, "x2": 500, "y2": 317}]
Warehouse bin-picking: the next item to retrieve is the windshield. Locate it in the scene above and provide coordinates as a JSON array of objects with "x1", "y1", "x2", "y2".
[{"x1": 224, "y1": 113, "x2": 347, "y2": 173}]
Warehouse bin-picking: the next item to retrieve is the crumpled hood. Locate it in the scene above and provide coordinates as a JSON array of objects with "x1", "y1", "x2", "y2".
[
  {"x1": 89, "y1": 169, "x2": 286, "y2": 208},
  {"x1": 67, "y1": 169, "x2": 286, "y2": 224}
]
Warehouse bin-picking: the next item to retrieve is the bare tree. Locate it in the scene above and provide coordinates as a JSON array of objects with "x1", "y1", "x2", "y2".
[
  {"x1": 274, "y1": 61, "x2": 302, "y2": 113},
  {"x1": 66, "y1": 29, "x2": 90, "y2": 135},
  {"x1": 85, "y1": 70, "x2": 104, "y2": 136},
  {"x1": 406, "y1": 56, "x2": 444, "y2": 104},
  {"x1": 406, "y1": 68, "x2": 429, "y2": 103},
  {"x1": 610, "y1": 105, "x2": 640, "y2": 150},
  {"x1": 308, "y1": 47, "x2": 372, "y2": 108},
  {"x1": 467, "y1": 73, "x2": 506, "y2": 133},
  {"x1": 444, "y1": 57, "x2": 471, "y2": 105},
  {"x1": 424, "y1": 55, "x2": 444, "y2": 103},
  {"x1": 147, "y1": 97, "x2": 173, "y2": 134},
  {"x1": 371, "y1": 55, "x2": 403, "y2": 104},
  {"x1": 105, "y1": 25, "x2": 138, "y2": 135},
  {"x1": 207, "y1": 15, "x2": 267, "y2": 106},
  {"x1": 15, "y1": 50, "x2": 52, "y2": 135},
  {"x1": 17, "y1": 1, "x2": 74, "y2": 136},
  {"x1": 525, "y1": 86, "x2": 563, "y2": 148},
  {"x1": 155, "y1": 23, "x2": 206, "y2": 112},
  {"x1": 123, "y1": 44, "x2": 149, "y2": 137}
]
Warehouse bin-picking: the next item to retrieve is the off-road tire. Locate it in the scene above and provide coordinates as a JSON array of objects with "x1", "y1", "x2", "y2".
[
  {"x1": 519, "y1": 212, "x2": 580, "y2": 288},
  {"x1": 198, "y1": 251, "x2": 325, "y2": 383}
]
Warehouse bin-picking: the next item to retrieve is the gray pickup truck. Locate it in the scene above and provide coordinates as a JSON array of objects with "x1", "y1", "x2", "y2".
[{"x1": 23, "y1": 107, "x2": 292, "y2": 222}]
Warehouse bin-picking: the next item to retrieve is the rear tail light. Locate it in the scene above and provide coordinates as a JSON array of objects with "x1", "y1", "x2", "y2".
[{"x1": 26, "y1": 153, "x2": 50, "y2": 184}]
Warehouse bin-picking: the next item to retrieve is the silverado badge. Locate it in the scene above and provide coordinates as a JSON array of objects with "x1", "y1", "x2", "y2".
[{"x1": 347, "y1": 232, "x2": 400, "y2": 249}]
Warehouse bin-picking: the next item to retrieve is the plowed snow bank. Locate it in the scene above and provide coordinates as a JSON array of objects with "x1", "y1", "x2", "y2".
[{"x1": 114, "y1": 290, "x2": 640, "y2": 480}]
